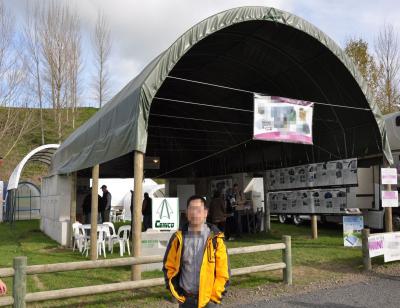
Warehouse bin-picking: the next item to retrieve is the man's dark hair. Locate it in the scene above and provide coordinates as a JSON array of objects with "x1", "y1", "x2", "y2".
[{"x1": 186, "y1": 195, "x2": 208, "y2": 209}]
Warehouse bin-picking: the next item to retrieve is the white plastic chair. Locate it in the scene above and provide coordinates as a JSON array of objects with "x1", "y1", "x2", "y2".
[
  {"x1": 72, "y1": 222, "x2": 86, "y2": 253},
  {"x1": 84, "y1": 225, "x2": 107, "y2": 259},
  {"x1": 110, "y1": 225, "x2": 131, "y2": 256},
  {"x1": 116, "y1": 209, "x2": 126, "y2": 222},
  {"x1": 103, "y1": 222, "x2": 118, "y2": 252}
]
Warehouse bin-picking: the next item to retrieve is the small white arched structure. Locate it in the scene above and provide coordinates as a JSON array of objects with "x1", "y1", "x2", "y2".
[{"x1": 8, "y1": 144, "x2": 59, "y2": 191}]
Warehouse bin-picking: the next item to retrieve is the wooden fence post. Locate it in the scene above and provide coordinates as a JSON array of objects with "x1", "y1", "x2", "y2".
[
  {"x1": 13, "y1": 256, "x2": 27, "y2": 308},
  {"x1": 362, "y1": 228, "x2": 371, "y2": 270},
  {"x1": 282, "y1": 235, "x2": 292, "y2": 285}
]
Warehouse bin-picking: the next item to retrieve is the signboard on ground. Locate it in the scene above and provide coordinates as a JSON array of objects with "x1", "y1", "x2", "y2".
[
  {"x1": 382, "y1": 191, "x2": 399, "y2": 207},
  {"x1": 384, "y1": 232, "x2": 400, "y2": 262},
  {"x1": 152, "y1": 198, "x2": 179, "y2": 231},
  {"x1": 368, "y1": 234, "x2": 384, "y2": 258},
  {"x1": 253, "y1": 94, "x2": 314, "y2": 144},
  {"x1": 381, "y1": 168, "x2": 398, "y2": 185},
  {"x1": 343, "y1": 216, "x2": 363, "y2": 247}
]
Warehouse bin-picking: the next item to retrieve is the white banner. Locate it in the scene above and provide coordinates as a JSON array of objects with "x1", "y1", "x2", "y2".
[
  {"x1": 152, "y1": 198, "x2": 179, "y2": 231},
  {"x1": 253, "y1": 94, "x2": 314, "y2": 144},
  {"x1": 382, "y1": 191, "x2": 399, "y2": 207},
  {"x1": 384, "y1": 232, "x2": 400, "y2": 262},
  {"x1": 368, "y1": 234, "x2": 384, "y2": 258},
  {"x1": 381, "y1": 168, "x2": 398, "y2": 185}
]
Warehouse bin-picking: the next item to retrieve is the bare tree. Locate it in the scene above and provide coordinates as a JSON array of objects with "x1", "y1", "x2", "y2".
[
  {"x1": 39, "y1": 1, "x2": 80, "y2": 142},
  {"x1": 23, "y1": 2, "x2": 45, "y2": 144},
  {"x1": 66, "y1": 11, "x2": 82, "y2": 129},
  {"x1": 92, "y1": 11, "x2": 112, "y2": 108},
  {"x1": 375, "y1": 23, "x2": 400, "y2": 114},
  {"x1": 0, "y1": 2, "x2": 32, "y2": 165}
]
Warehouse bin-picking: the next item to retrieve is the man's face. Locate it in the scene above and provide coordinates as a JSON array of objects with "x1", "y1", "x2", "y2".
[
  {"x1": 101, "y1": 187, "x2": 106, "y2": 193},
  {"x1": 186, "y1": 199, "x2": 208, "y2": 227},
  {"x1": 233, "y1": 185, "x2": 239, "y2": 193}
]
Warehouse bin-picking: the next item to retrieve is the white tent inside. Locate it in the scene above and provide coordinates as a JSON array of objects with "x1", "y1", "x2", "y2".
[{"x1": 92, "y1": 178, "x2": 165, "y2": 221}]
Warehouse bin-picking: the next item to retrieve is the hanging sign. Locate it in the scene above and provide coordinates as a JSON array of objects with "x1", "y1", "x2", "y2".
[
  {"x1": 381, "y1": 168, "x2": 397, "y2": 185},
  {"x1": 253, "y1": 94, "x2": 314, "y2": 144}
]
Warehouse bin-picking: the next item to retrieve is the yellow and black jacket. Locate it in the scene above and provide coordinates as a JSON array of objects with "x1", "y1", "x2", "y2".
[{"x1": 162, "y1": 223, "x2": 230, "y2": 308}]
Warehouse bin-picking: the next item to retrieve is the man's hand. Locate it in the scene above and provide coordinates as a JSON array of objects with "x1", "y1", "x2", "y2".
[{"x1": 0, "y1": 280, "x2": 7, "y2": 295}]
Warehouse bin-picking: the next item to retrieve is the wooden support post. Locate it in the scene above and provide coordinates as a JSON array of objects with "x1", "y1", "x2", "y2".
[
  {"x1": 311, "y1": 215, "x2": 318, "y2": 239},
  {"x1": 282, "y1": 235, "x2": 292, "y2": 285},
  {"x1": 362, "y1": 228, "x2": 371, "y2": 270},
  {"x1": 385, "y1": 183, "x2": 393, "y2": 232},
  {"x1": 132, "y1": 151, "x2": 144, "y2": 281},
  {"x1": 90, "y1": 165, "x2": 99, "y2": 260},
  {"x1": 13, "y1": 256, "x2": 27, "y2": 308},
  {"x1": 262, "y1": 174, "x2": 270, "y2": 232},
  {"x1": 69, "y1": 172, "x2": 77, "y2": 248}
]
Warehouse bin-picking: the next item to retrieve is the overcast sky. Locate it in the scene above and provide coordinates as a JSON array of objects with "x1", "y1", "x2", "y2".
[{"x1": 4, "y1": 0, "x2": 400, "y2": 106}]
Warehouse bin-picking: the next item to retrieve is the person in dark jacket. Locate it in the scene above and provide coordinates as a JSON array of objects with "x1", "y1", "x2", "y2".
[
  {"x1": 142, "y1": 192, "x2": 152, "y2": 231},
  {"x1": 82, "y1": 189, "x2": 101, "y2": 223},
  {"x1": 209, "y1": 191, "x2": 226, "y2": 231},
  {"x1": 100, "y1": 185, "x2": 112, "y2": 222}
]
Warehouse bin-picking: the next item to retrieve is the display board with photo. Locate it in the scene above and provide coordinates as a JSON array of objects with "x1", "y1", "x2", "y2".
[
  {"x1": 268, "y1": 187, "x2": 350, "y2": 214},
  {"x1": 265, "y1": 158, "x2": 358, "y2": 191}
]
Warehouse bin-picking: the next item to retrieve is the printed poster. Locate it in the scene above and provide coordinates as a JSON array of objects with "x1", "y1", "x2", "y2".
[
  {"x1": 382, "y1": 191, "x2": 399, "y2": 207},
  {"x1": 368, "y1": 234, "x2": 384, "y2": 258},
  {"x1": 253, "y1": 94, "x2": 314, "y2": 144},
  {"x1": 343, "y1": 216, "x2": 363, "y2": 247}
]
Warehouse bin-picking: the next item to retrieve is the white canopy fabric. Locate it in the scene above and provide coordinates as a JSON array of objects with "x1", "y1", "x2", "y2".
[{"x1": 8, "y1": 144, "x2": 59, "y2": 190}]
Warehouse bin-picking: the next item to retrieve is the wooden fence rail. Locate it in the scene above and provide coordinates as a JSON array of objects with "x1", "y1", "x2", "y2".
[{"x1": 0, "y1": 235, "x2": 292, "y2": 308}]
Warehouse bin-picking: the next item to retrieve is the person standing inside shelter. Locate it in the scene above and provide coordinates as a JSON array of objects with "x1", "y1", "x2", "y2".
[
  {"x1": 163, "y1": 195, "x2": 230, "y2": 308},
  {"x1": 82, "y1": 190, "x2": 92, "y2": 224},
  {"x1": 100, "y1": 185, "x2": 112, "y2": 222},
  {"x1": 231, "y1": 183, "x2": 245, "y2": 238},
  {"x1": 209, "y1": 191, "x2": 226, "y2": 231},
  {"x1": 142, "y1": 192, "x2": 152, "y2": 231}
]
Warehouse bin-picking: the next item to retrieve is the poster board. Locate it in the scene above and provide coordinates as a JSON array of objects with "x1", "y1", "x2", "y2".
[
  {"x1": 343, "y1": 216, "x2": 363, "y2": 247},
  {"x1": 253, "y1": 94, "x2": 313, "y2": 144}
]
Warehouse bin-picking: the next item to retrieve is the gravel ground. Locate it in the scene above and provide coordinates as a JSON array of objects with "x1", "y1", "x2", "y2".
[
  {"x1": 149, "y1": 263, "x2": 400, "y2": 308},
  {"x1": 231, "y1": 264, "x2": 400, "y2": 308},
  {"x1": 236, "y1": 275, "x2": 400, "y2": 308}
]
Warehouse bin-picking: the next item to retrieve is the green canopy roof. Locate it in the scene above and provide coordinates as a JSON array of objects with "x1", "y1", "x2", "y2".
[{"x1": 51, "y1": 6, "x2": 392, "y2": 178}]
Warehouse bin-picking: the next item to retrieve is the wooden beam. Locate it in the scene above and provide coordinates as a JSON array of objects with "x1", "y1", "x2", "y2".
[
  {"x1": 90, "y1": 165, "x2": 99, "y2": 260},
  {"x1": 132, "y1": 151, "x2": 144, "y2": 280},
  {"x1": 13, "y1": 256, "x2": 27, "y2": 308},
  {"x1": 262, "y1": 173, "x2": 271, "y2": 232},
  {"x1": 311, "y1": 215, "x2": 318, "y2": 239},
  {"x1": 362, "y1": 228, "x2": 371, "y2": 270}
]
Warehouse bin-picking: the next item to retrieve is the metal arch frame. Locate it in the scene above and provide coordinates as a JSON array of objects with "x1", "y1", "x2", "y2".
[{"x1": 7, "y1": 144, "x2": 59, "y2": 191}]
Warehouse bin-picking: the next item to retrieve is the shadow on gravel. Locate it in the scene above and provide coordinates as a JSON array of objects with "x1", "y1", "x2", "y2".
[
  {"x1": 369, "y1": 271, "x2": 400, "y2": 282},
  {"x1": 287, "y1": 301, "x2": 359, "y2": 308}
]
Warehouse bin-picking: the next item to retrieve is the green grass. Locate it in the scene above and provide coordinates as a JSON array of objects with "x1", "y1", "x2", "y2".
[
  {"x1": 0, "y1": 220, "x2": 368, "y2": 307},
  {"x1": 0, "y1": 107, "x2": 98, "y2": 183}
]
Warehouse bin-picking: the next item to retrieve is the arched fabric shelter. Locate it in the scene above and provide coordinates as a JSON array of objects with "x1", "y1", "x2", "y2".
[
  {"x1": 5, "y1": 144, "x2": 59, "y2": 222},
  {"x1": 50, "y1": 6, "x2": 392, "y2": 178},
  {"x1": 8, "y1": 144, "x2": 60, "y2": 190}
]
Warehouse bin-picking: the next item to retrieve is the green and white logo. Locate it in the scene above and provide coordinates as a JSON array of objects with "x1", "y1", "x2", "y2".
[{"x1": 152, "y1": 198, "x2": 179, "y2": 231}]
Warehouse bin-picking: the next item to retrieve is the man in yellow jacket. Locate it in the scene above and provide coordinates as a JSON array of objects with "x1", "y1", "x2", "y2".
[{"x1": 163, "y1": 195, "x2": 230, "y2": 308}]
